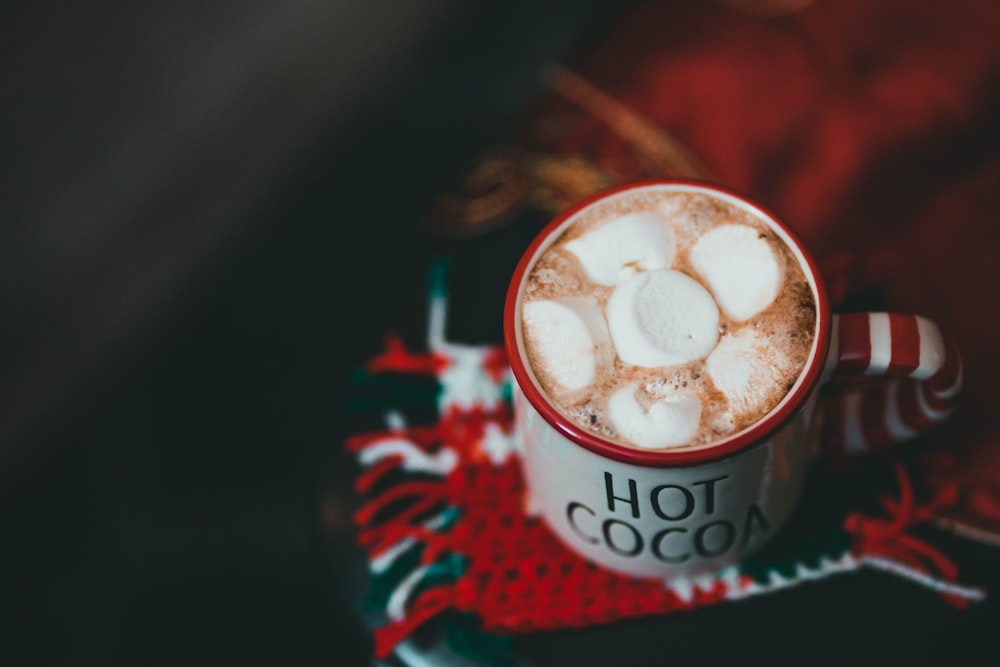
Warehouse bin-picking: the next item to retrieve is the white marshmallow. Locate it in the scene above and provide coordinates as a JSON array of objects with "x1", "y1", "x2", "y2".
[
  {"x1": 607, "y1": 269, "x2": 720, "y2": 367},
  {"x1": 690, "y1": 224, "x2": 783, "y2": 322},
  {"x1": 607, "y1": 383, "x2": 702, "y2": 449},
  {"x1": 522, "y1": 298, "x2": 613, "y2": 396},
  {"x1": 564, "y1": 212, "x2": 675, "y2": 286},
  {"x1": 706, "y1": 329, "x2": 794, "y2": 418}
]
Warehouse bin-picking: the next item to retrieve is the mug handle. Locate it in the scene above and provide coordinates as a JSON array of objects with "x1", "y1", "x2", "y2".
[{"x1": 818, "y1": 312, "x2": 963, "y2": 456}]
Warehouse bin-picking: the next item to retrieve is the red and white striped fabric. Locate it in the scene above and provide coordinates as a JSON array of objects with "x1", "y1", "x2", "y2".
[{"x1": 820, "y1": 313, "x2": 963, "y2": 456}]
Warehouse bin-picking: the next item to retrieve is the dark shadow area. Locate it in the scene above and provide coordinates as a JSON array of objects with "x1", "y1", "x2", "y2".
[{"x1": 0, "y1": 1, "x2": 632, "y2": 664}]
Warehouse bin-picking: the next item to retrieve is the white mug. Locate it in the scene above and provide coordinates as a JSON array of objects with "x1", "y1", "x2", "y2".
[{"x1": 503, "y1": 179, "x2": 962, "y2": 580}]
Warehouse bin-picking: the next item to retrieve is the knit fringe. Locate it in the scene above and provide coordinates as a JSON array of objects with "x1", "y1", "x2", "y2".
[
  {"x1": 843, "y1": 461, "x2": 985, "y2": 608},
  {"x1": 351, "y1": 427, "x2": 465, "y2": 659}
]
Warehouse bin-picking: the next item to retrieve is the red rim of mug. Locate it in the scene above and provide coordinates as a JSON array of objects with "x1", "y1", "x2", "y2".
[{"x1": 503, "y1": 178, "x2": 832, "y2": 467}]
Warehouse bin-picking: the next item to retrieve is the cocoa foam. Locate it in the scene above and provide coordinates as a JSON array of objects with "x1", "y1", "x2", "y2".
[{"x1": 520, "y1": 189, "x2": 817, "y2": 451}]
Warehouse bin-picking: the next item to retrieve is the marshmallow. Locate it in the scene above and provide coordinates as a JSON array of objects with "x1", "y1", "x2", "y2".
[
  {"x1": 522, "y1": 298, "x2": 613, "y2": 395},
  {"x1": 706, "y1": 329, "x2": 794, "y2": 418},
  {"x1": 564, "y1": 212, "x2": 675, "y2": 286},
  {"x1": 690, "y1": 224, "x2": 783, "y2": 322},
  {"x1": 607, "y1": 269, "x2": 720, "y2": 367},
  {"x1": 608, "y1": 383, "x2": 702, "y2": 449}
]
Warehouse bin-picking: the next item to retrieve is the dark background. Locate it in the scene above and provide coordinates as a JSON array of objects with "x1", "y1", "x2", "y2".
[{"x1": 0, "y1": 1, "x2": 633, "y2": 664}]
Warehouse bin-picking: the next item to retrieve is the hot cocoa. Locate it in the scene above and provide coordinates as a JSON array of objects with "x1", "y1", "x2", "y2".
[{"x1": 518, "y1": 186, "x2": 817, "y2": 450}]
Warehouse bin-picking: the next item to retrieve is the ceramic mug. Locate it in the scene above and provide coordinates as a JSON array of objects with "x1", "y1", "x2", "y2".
[{"x1": 503, "y1": 179, "x2": 962, "y2": 580}]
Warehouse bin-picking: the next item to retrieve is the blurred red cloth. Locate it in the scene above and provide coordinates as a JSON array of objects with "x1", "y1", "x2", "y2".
[{"x1": 519, "y1": 0, "x2": 1000, "y2": 459}]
